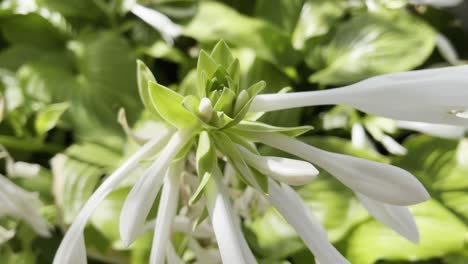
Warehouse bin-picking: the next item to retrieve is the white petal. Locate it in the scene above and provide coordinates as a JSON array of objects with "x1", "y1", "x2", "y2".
[
  {"x1": 396, "y1": 120, "x2": 466, "y2": 139},
  {"x1": 166, "y1": 242, "x2": 184, "y2": 264},
  {"x1": 205, "y1": 173, "x2": 257, "y2": 264},
  {"x1": 253, "y1": 132, "x2": 430, "y2": 206},
  {"x1": 238, "y1": 146, "x2": 318, "y2": 185},
  {"x1": 250, "y1": 66, "x2": 468, "y2": 127},
  {"x1": 356, "y1": 192, "x2": 419, "y2": 243},
  {"x1": 381, "y1": 135, "x2": 407, "y2": 156},
  {"x1": 131, "y1": 4, "x2": 182, "y2": 44},
  {"x1": 409, "y1": 0, "x2": 463, "y2": 7},
  {"x1": 120, "y1": 131, "x2": 190, "y2": 246},
  {"x1": 0, "y1": 225, "x2": 15, "y2": 244},
  {"x1": 149, "y1": 161, "x2": 183, "y2": 264},
  {"x1": 53, "y1": 133, "x2": 171, "y2": 264},
  {"x1": 0, "y1": 176, "x2": 50, "y2": 237},
  {"x1": 268, "y1": 179, "x2": 349, "y2": 264},
  {"x1": 435, "y1": 34, "x2": 460, "y2": 65}
]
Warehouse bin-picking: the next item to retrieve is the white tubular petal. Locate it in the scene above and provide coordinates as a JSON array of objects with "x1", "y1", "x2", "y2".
[
  {"x1": 166, "y1": 242, "x2": 184, "y2": 264},
  {"x1": 409, "y1": 0, "x2": 463, "y2": 8},
  {"x1": 251, "y1": 66, "x2": 468, "y2": 127},
  {"x1": 253, "y1": 133, "x2": 429, "y2": 206},
  {"x1": 381, "y1": 135, "x2": 407, "y2": 156},
  {"x1": 53, "y1": 133, "x2": 171, "y2": 264},
  {"x1": 238, "y1": 146, "x2": 318, "y2": 186},
  {"x1": 396, "y1": 120, "x2": 466, "y2": 139},
  {"x1": 268, "y1": 179, "x2": 349, "y2": 264},
  {"x1": 436, "y1": 34, "x2": 460, "y2": 65},
  {"x1": 131, "y1": 4, "x2": 182, "y2": 44},
  {"x1": 356, "y1": 192, "x2": 419, "y2": 243},
  {"x1": 205, "y1": 174, "x2": 257, "y2": 264},
  {"x1": 149, "y1": 161, "x2": 183, "y2": 264},
  {"x1": 120, "y1": 130, "x2": 190, "y2": 246},
  {"x1": 0, "y1": 176, "x2": 50, "y2": 237},
  {"x1": 0, "y1": 225, "x2": 15, "y2": 244}
]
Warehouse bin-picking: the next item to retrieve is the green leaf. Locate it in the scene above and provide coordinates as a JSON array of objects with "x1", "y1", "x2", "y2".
[
  {"x1": 292, "y1": 0, "x2": 346, "y2": 48},
  {"x1": 255, "y1": 0, "x2": 304, "y2": 35},
  {"x1": 210, "y1": 40, "x2": 235, "y2": 69},
  {"x1": 306, "y1": 12, "x2": 436, "y2": 85},
  {"x1": 34, "y1": 102, "x2": 69, "y2": 136},
  {"x1": 1, "y1": 14, "x2": 66, "y2": 48},
  {"x1": 345, "y1": 200, "x2": 467, "y2": 264},
  {"x1": 136, "y1": 60, "x2": 161, "y2": 119},
  {"x1": 148, "y1": 81, "x2": 198, "y2": 129},
  {"x1": 195, "y1": 131, "x2": 216, "y2": 177},
  {"x1": 184, "y1": 1, "x2": 300, "y2": 67},
  {"x1": 52, "y1": 154, "x2": 103, "y2": 223},
  {"x1": 189, "y1": 172, "x2": 211, "y2": 206},
  {"x1": 212, "y1": 131, "x2": 263, "y2": 191},
  {"x1": 234, "y1": 121, "x2": 313, "y2": 137},
  {"x1": 196, "y1": 50, "x2": 218, "y2": 98}
]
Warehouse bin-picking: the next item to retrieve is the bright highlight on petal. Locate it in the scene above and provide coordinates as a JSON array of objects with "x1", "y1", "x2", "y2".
[
  {"x1": 205, "y1": 173, "x2": 257, "y2": 264},
  {"x1": 253, "y1": 132, "x2": 430, "y2": 206},
  {"x1": 396, "y1": 120, "x2": 466, "y2": 139},
  {"x1": 131, "y1": 4, "x2": 182, "y2": 45},
  {"x1": 238, "y1": 146, "x2": 318, "y2": 185},
  {"x1": 357, "y1": 192, "x2": 419, "y2": 243},
  {"x1": 251, "y1": 66, "x2": 468, "y2": 127},
  {"x1": 0, "y1": 176, "x2": 50, "y2": 237},
  {"x1": 120, "y1": 130, "x2": 190, "y2": 246},
  {"x1": 149, "y1": 161, "x2": 183, "y2": 264},
  {"x1": 53, "y1": 133, "x2": 171, "y2": 264},
  {"x1": 268, "y1": 179, "x2": 349, "y2": 264}
]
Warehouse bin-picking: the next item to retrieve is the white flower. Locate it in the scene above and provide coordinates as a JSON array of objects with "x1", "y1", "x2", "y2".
[
  {"x1": 54, "y1": 43, "x2": 468, "y2": 264},
  {"x1": 0, "y1": 175, "x2": 50, "y2": 237},
  {"x1": 205, "y1": 170, "x2": 257, "y2": 264},
  {"x1": 53, "y1": 131, "x2": 172, "y2": 264},
  {"x1": 131, "y1": 4, "x2": 182, "y2": 45},
  {"x1": 250, "y1": 66, "x2": 468, "y2": 127},
  {"x1": 396, "y1": 120, "x2": 466, "y2": 139},
  {"x1": 410, "y1": 0, "x2": 464, "y2": 8},
  {"x1": 436, "y1": 34, "x2": 460, "y2": 65},
  {"x1": 252, "y1": 132, "x2": 429, "y2": 206}
]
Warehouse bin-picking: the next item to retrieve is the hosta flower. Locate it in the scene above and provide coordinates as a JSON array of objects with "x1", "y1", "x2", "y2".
[
  {"x1": 52, "y1": 40, "x2": 468, "y2": 264},
  {"x1": 131, "y1": 4, "x2": 182, "y2": 45}
]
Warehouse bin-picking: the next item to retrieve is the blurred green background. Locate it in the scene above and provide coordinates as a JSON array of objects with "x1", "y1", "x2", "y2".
[{"x1": 0, "y1": 0, "x2": 467, "y2": 263}]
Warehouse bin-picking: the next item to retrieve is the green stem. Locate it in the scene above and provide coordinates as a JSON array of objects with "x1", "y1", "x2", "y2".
[{"x1": 0, "y1": 135, "x2": 63, "y2": 154}]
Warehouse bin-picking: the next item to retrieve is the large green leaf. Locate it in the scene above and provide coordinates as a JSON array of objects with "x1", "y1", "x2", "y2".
[
  {"x1": 18, "y1": 31, "x2": 141, "y2": 140},
  {"x1": 305, "y1": 12, "x2": 436, "y2": 85},
  {"x1": 346, "y1": 200, "x2": 467, "y2": 264},
  {"x1": 255, "y1": 0, "x2": 304, "y2": 35},
  {"x1": 53, "y1": 154, "x2": 103, "y2": 223},
  {"x1": 184, "y1": 1, "x2": 300, "y2": 67},
  {"x1": 292, "y1": 0, "x2": 346, "y2": 49}
]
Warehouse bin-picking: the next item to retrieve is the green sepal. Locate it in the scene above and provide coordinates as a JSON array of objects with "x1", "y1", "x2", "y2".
[
  {"x1": 197, "y1": 50, "x2": 218, "y2": 97},
  {"x1": 192, "y1": 207, "x2": 209, "y2": 232},
  {"x1": 137, "y1": 60, "x2": 161, "y2": 118},
  {"x1": 148, "y1": 81, "x2": 198, "y2": 129},
  {"x1": 189, "y1": 171, "x2": 212, "y2": 206},
  {"x1": 213, "y1": 87, "x2": 236, "y2": 116},
  {"x1": 227, "y1": 59, "x2": 240, "y2": 93},
  {"x1": 235, "y1": 121, "x2": 313, "y2": 137},
  {"x1": 196, "y1": 131, "x2": 217, "y2": 176},
  {"x1": 212, "y1": 131, "x2": 267, "y2": 193},
  {"x1": 210, "y1": 40, "x2": 234, "y2": 69},
  {"x1": 224, "y1": 80, "x2": 266, "y2": 129}
]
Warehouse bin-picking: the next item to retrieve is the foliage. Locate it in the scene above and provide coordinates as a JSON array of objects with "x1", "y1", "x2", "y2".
[{"x1": 0, "y1": 0, "x2": 467, "y2": 263}]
